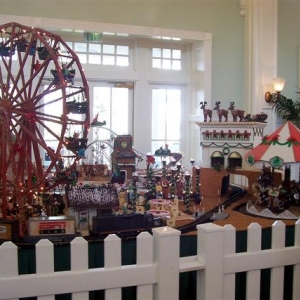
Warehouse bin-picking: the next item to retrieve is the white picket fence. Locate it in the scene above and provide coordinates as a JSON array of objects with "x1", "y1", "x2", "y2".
[{"x1": 1, "y1": 220, "x2": 300, "y2": 300}]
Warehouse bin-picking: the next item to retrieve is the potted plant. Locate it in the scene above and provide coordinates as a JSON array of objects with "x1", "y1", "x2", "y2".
[{"x1": 272, "y1": 94, "x2": 300, "y2": 128}]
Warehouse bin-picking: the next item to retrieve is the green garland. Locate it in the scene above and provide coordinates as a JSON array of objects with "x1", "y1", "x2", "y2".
[
  {"x1": 200, "y1": 142, "x2": 253, "y2": 148},
  {"x1": 262, "y1": 136, "x2": 300, "y2": 146}
]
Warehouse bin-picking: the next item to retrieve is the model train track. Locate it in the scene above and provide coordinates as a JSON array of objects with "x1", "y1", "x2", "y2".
[{"x1": 177, "y1": 184, "x2": 246, "y2": 234}]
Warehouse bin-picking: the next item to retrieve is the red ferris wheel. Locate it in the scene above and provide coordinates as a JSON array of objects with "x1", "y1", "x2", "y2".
[{"x1": 0, "y1": 22, "x2": 90, "y2": 218}]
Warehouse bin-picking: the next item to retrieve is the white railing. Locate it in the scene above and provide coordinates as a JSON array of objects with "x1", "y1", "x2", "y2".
[{"x1": 1, "y1": 221, "x2": 300, "y2": 300}]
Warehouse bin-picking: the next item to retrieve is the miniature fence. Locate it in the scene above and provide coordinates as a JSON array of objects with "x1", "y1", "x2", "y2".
[{"x1": 1, "y1": 221, "x2": 300, "y2": 299}]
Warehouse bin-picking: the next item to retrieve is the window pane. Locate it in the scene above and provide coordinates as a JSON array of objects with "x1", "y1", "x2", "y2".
[
  {"x1": 151, "y1": 87, "x2": 181, "y2": 153},
  {"x1": 89, "y1": 44, "x2": 101, "y2": 54},
  {"x1": 152, "y1": 48, "x2": 161, "y2": 58},
  {"x1": 152, "y1": 58, "x2": 161, "y2": 68},
  {"x1": 116, "y1": 56, "x2": 129, "y2": 66},
  {"x1": 162, "y1": 59, "x2": 171, "y2": 70},
  {"x1": 111, "y1": 88, "x2": 129, "y2": 134},
  {"x1": 162, "y1": 48, "x2": 171, "y2": 59},
  {"x1": 93, "y1": 86, "x2": 130, "y2": 140},
  {"x1": 77, "y1": 53, "x2": 87, "y2": 64},
  {"x1": 93, "y1": 87, "x2": 111, "y2": 140},
  {"x1": 116, "y1": 45, "x2": 129, "y2": 55},
  {"x1": 74, "y1": 42, "x2": 87, "y2": 52},
  {"x1": 103, "y1": 55, "x2": 115, "y2": 65},
  {"x1": 151, "y1": 141, "x2": 163, "y2": 156},
  {"x1": 89, "y1": 54, "x2": 101, "y2": 64},
  {"x1": 152, "y1": 89, "x2": 166, "y2": 139},
  {"x1": 103, "y1": 44, "x2": 115, "y2": 54},
  {"x1": 66, "y1": 41, "x2": 73, "y2": 49},
  {"x1": 166, "y1": 90, "x2": 181, "y2": 139},
  {"x1": 166, "y1": 141, "x2": 180, "y2": 153},
  {"x1": 172, "y1": 49, "x2": 181, "y2": 59},
  {"x1": 172, "y1": 60, "x2": 181, "y2": 70}
]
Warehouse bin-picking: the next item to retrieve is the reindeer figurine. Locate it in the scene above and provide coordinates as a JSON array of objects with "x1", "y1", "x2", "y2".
[
  {"x1": 228, "y1": 102, "x2": 245, "y2": 122},
  {"x1": 213, "y1": 101, "x2": 228, "y2": 122},
  {"x1": 199, "y1": 101, "x2": 212, "y2": 122}
]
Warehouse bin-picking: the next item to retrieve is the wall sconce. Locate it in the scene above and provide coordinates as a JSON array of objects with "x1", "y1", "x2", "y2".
[
  {"x1": 265, "y1": 77, "x2": 286, "y2": 103},
  {"x1": 273, "y1": 77, "x2": 286, "y2": 93}
]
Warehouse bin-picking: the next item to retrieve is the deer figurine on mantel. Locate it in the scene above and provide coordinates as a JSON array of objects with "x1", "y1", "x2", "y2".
[
  {"x1": 213, "y1": 101, "x2": 228, "y2": 122},
  {"x1": 228, "y1": 102, "x2": 245, "y2": 122},
  {"x1": 200, "y1": 101, "x2": 212, "y2": 122}
]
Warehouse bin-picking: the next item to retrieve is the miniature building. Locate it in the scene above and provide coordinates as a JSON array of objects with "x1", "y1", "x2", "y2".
[
  {"x1": 196, "y1": 121, "x2": 267, "y2": 170},
  {"x1": 111, "y1": 135, "x2": 137, "y2": 179}
]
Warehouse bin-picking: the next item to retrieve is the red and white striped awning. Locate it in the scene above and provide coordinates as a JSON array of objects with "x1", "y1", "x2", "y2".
[{"x1": 245, "y1": 121, "x2": 300, "y2": 168}]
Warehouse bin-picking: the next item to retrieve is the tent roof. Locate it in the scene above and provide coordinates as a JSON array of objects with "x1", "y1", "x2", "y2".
[{"x1": 246, "y1": 121, "x2": 300, "y2": 166}]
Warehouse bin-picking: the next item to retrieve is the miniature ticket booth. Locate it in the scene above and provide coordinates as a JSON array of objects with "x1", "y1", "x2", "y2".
[{"x1": 111, "y1": 135, "x2": 137, "y2": 179}]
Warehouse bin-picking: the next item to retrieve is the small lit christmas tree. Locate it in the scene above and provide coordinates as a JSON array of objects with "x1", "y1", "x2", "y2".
[
  {"x1": 184, "y1": 172, "x2": 192, "y2": 214},
  {"x1": 194, "y1": 167, "x2": 201, "y2": 205},
  {"x1": 169, "y1": 167, "x2": 177, "y2": 199}
]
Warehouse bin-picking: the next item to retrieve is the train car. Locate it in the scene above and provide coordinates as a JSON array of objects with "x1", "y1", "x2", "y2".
[
  {"x1": 24, "y1": 216, "x2": 78, "y2": 242},
  {"x1": 91, "y1": 213, "x2": 165, "y2": 238}
]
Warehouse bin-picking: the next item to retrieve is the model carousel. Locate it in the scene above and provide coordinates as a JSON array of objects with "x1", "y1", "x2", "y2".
[{"x1": 245, "y1": 121, "x2": 300, "y2": 219}]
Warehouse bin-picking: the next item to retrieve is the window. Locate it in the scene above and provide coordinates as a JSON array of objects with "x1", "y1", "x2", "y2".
[
  {"x1": 93, "y1": 85, "x2": 131, "y2": 137},
  {"x1": 61, "y1": 42, "x2": 129, "y2": 66},
  {"x1": 211, "y1": 151, "x2": 225, "y2": 168},
  {"x1": 87, "y1": 84, "x2": 133, "y2": 166},
  {"x1": 151, "y1": 87, "x2": 181, "y2": 154},
  {"x1": 152, "y1": 47, "x2": 181, "y2": 70},
  {"x1": 228, "y1": 151, "x2": 242, "y2": 168}
]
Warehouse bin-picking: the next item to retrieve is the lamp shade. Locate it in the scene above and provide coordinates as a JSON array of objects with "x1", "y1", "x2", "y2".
[{"x1": 273, "y1": 77, "x2": 285, "y2": 93}]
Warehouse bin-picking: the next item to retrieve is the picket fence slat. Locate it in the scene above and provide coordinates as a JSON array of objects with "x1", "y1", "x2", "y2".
[
  {"x1": 246, "y1": 223, "x2": 262, "y2": 300},
  {"x1": 137, "y1": 231, "x2": 153, "y2": 264},
  {"x1": 36, "y1": 240, "x2": 55, "y2": 300},
  {"x1": 270, "y1": 221, "x2": 285, "y2": 300},
  {"x1": 152, "y1": 226, "x2": 181, "y2": 300},
  {"x1": 223, "y1": 224, "x2": 236, "y2": 300},
  {"x1": 196, "y1": 223, "x2": 225, "y2": 300},
  {"x1": 36, "y1": 239, "x2": 54, "y2": 274},
  {"x1": 2, "y1": 221, "x2": 300, "y2": 300},
  {"x1": 0, "y1": 242, "x2": 20, "y2": 300},
  {"x1": 70, "y1": 237, "x2": 89, "y2": 300},
  {"x1": 0, "y1": 241, "x2": 18, "y2": 277},
  {"x1": 104, "y1": 234, "x2": 122, "y2": 299},
  {"x1": 137, "y1": 231, "x2": 154, "y2": 300},
  {"x1": 293, "y1": 220, "x2": 300, "y2": 299}
]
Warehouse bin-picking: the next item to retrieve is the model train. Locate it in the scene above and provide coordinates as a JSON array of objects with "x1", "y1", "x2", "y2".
[{"x1": 91, "y1": 212, "x2": 165, "y2": 238}]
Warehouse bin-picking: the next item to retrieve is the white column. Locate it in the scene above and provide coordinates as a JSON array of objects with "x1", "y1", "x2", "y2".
[{"x1": 243, "y1": 0, "x2": 278, "y2": 134}]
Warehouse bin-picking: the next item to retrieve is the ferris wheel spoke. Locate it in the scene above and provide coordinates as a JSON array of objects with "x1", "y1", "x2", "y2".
[
  {"x1": 12, "y1": 116, "x2": 51, "y2": 151},
  {"x1": 36, "y1": 118, "x2": 65, "y2": 142}
]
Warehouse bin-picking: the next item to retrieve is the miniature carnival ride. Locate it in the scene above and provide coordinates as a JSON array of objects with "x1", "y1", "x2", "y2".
[
  {"x1": 0, "y1": 22, "x2": 90, "y2": 234},
  {"x1": 244, "y1": 121, "x2": 300, "y2": 218}
]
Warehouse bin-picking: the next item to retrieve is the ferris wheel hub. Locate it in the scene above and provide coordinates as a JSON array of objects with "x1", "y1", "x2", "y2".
[{"x1": 0, "y1": 99, "x2": 12, "y2": 111}]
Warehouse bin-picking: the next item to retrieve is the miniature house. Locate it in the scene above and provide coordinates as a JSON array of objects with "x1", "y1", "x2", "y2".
[
  {"x1": 196, "y1": 121, "x2": 267, "y2": 170},
  {"x1": 196, "y1": 121, "x2": 270, "y2": 197}
]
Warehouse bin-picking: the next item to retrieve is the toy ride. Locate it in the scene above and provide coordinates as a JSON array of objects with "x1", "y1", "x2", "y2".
[{"x1": 0, "y1": 22, "x2": 89, "y2": 233}]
